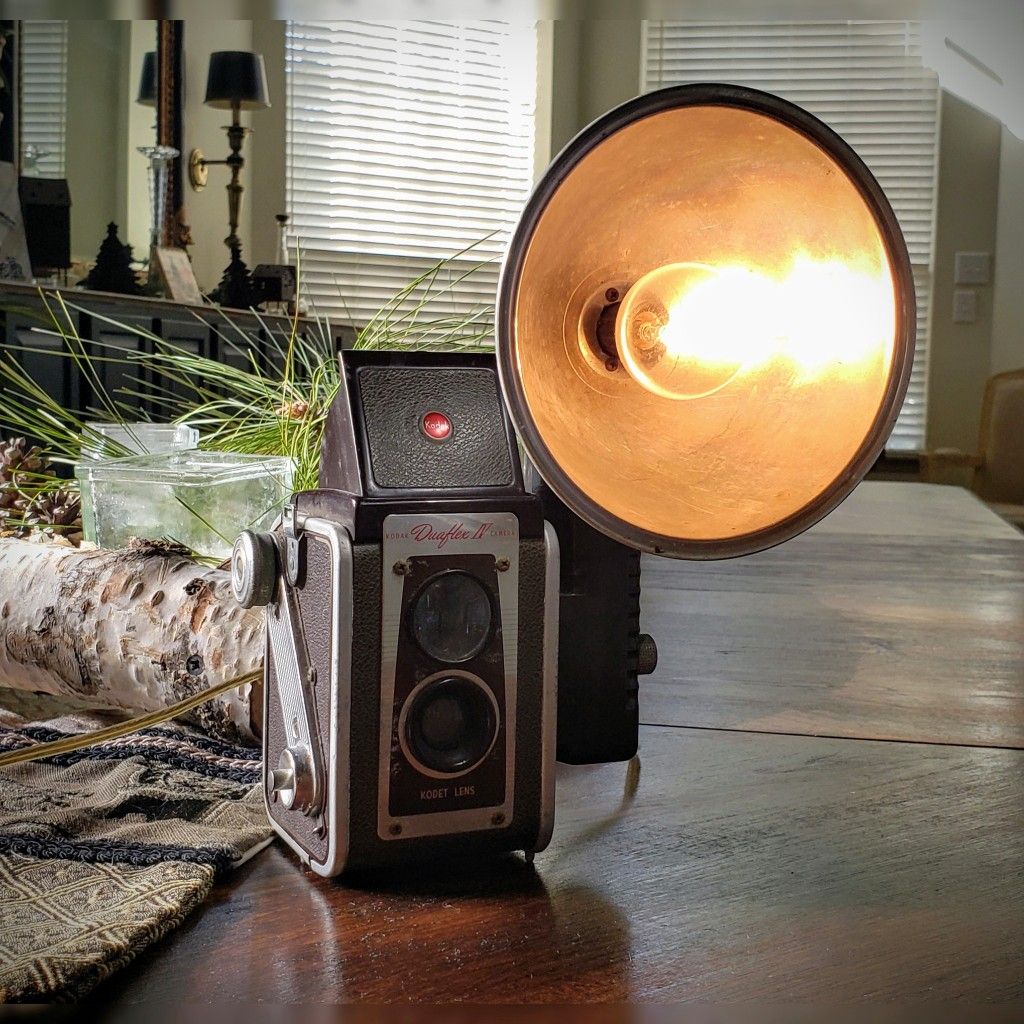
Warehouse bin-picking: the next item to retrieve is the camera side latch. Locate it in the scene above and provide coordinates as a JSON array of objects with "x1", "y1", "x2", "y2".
[
  {"x1": 232, "y1": 522, "x2": 324, "y2": 818},
  {"x1": 265, "y1": 582, "x2": 323, "y2": 816}
]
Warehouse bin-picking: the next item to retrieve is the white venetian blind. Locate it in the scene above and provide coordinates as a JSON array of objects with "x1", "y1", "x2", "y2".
[
  {"x1": 18, "y1": 21, "x2": 68, "y2": 179},
  {"x1": 643, "y1": 20, "x2": 939, "y2": 452},
  {"x1": 285, "y1": 21, "x2": 537, "y2": 343}
]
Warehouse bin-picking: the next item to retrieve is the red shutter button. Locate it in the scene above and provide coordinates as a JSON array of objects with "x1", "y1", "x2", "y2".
[{"x1": 421, "y1": 411, "x2": 452, "y2": 442}]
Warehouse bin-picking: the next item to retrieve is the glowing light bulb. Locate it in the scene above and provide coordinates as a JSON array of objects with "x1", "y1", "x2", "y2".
[{"x1": 614, "y1": 256, "x2": 896, "y2": 401}]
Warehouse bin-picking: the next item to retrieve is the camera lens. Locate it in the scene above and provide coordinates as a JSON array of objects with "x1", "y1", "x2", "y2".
[
  {"x1": 410, "y1": 571, "x2": 493, "y2": 663},
  {"x1": 403, "y1": 675, "x2": 498, "y2": 775}
]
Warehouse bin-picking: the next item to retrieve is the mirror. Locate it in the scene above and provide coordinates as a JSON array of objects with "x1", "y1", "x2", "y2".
[{"x1": 13, "y1": 19, "x2": 184, "y2": 278}]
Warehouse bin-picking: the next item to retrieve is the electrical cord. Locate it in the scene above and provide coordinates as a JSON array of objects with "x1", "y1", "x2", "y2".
[{"x1": 0, "y1": 668, "x2": 263, "y2": 769}]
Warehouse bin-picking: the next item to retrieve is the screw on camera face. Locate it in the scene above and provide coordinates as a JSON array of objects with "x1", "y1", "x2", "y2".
[
  {"x1": 389, "y1": 823, "x2": 403, "y2": 836},
  {"x1": 393, "y1": 559, "x2": 412, "y2": 576},
  {"x1": 495, "y1": 556, "x2": 510, "y2": 572}
]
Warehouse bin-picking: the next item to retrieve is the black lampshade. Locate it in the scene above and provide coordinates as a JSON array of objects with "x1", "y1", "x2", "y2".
[
  {"x1": 204, "y1": 51, "x2": 270, "y2": 110},
  {"x1": 137, "y1": 51, "x2": 156, "y2": 106}
]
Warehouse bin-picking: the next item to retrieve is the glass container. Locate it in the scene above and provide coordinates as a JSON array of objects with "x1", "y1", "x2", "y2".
[{"x1": 76, "y1": 450, "x2": 293, "y2": 558}]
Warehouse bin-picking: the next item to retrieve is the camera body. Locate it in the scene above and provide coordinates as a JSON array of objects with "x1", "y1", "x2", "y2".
[{"x1": 234, "y1": 351, "x2": 648, "y2": 876}]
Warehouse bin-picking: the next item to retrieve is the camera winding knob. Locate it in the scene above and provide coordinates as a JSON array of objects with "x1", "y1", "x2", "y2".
[{"x1": 231, "y1": 530, "x2": 278, "y2": 608}]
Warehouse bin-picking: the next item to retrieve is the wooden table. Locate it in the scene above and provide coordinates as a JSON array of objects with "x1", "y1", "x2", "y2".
[{"x1": 94, "y1": 482, "x2": 1024, "y2": 1004}]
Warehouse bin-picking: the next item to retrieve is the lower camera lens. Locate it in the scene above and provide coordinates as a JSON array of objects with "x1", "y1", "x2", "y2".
[{"x1": 403, "y1": 675, "x2": 498, "y2": 776}]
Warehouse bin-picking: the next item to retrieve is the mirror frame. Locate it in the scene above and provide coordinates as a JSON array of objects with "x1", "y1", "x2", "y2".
[{"x1": 156, "y1": 19, "x2": 186, "y2": 249}]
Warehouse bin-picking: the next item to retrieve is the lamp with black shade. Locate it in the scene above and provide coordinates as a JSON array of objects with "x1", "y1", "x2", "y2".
[
  {"x1": 136, "y1": 50, "x2": 156, "y2": 107},
  {"x1": 187, "y1": 50, "x2": 270, "y2": 308}
]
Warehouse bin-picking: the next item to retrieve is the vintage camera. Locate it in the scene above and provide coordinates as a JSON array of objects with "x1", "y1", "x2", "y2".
[
  {"x1": 232, "y1": 350, "x2": 652, "y2": 875},
  {"x1": 232, "y1": 84, "x2": 915, "y2": 877}
]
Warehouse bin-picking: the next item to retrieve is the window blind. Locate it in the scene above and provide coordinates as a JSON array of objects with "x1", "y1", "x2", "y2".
[
  {"x1": 18, "y1": 21, "x2": 68, "y2": 179},
  {"x1": 285, "y1": 21, "x2": 537, "y2": 343},
  {"x1": 643, "y1": 21, "x2": 939, "y2": 451}
]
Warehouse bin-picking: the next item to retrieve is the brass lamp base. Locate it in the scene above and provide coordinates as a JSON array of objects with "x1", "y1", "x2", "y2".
[{"x1": 188, "y1": 149, "x2": 208, "y2": 191}]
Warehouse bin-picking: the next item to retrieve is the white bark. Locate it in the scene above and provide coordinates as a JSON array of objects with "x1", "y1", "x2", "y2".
[{"x1": 0, "y1": 537, "x2": 264, "y2": 743}]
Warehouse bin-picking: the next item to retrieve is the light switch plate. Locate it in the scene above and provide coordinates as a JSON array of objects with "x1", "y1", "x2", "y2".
[
  {"x1": 955, "y1": 251, "x2": 991, "y2": 286},
  {"x1": 953, "y1": 288, "x2": 978, "y2": 323}
]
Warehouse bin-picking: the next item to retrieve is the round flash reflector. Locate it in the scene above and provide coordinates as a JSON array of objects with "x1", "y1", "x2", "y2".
[{"x1": 497, "y1": 84, "x2": 915, "y2": 559}]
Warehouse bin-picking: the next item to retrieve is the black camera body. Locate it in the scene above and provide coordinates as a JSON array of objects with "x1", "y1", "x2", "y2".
[{"x1": 232, "y1": 350, "x2": 652, "y2": 876}]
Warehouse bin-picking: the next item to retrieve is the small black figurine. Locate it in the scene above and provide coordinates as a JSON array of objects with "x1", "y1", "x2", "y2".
[
  {"x1": 83, "y1": 223, "x2": 141, "y2": 295},
  {"x1": 207, "y1": 243, "x2": 260, "y2": 310}
]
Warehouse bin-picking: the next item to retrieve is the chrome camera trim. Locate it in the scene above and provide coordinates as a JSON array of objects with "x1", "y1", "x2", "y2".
[{"x1": 264, "y1": 515, "x2": 354, "y2": 878}]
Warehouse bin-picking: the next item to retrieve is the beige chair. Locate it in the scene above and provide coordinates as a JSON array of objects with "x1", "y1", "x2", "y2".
[{"x1": 922, "y1": 368, "x2": 1024, "y2": 531}]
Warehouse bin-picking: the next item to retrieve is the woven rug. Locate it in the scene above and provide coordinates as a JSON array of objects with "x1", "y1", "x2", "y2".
[{"x1": 0, "y1": 709, "x2": 272, "y2": 1003}]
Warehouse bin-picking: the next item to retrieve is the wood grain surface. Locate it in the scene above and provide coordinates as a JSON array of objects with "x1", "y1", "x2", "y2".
[
  {"x1": 88, "y1": 481, "x2": 1024, "y2": 1005},
  {"x1": 641, "y1": 483, "x2": 1024, "y2": 748},
  {"x1": 92, "y1": 725, "x2": 1024, "y2": 1004}
]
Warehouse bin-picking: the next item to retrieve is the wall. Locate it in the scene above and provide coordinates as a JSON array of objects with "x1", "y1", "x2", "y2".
[
  {"x1": 65, "y1": 21, "x2": 126, "y2": 263},
  {"x1": 578, "y1": 20, "x2": 642, "y2": 126},
  {"x1": 991, "y1": 125, "x2": 1024, "y2": 376},
  {"x1": 249, "y1": 19, "x2": 286, "y2": 273},
  {"x1": 122, "y1": 20, "x2": 154, "y2": 257},
  {"x1": 926, "y1": 91, "x2": 1002, "y2": 450},
  {"x1": 549, "y1": 22, "x2": 582, "y2": 157},
  {"x1": 64, "y1": 20, "x2": 163, "y2": 264},
  {"x1": 549, "y1": 20, "x2": 642, "y2": 153}
]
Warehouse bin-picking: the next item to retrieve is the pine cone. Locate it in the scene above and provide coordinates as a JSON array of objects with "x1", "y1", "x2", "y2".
[
  {"x1": 0, "y1": 437, "x2": 49, "y2": 488},
  {"x1": 0, "y1": 483, "x2": 29, "y2": 536},
  {"x1": 23, "y1": 488, "x2": 82, "y2": 540}
]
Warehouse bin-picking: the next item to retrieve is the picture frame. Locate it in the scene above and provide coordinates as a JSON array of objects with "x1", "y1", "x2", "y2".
[{"x1": 153, "y1": 245, "x2": 202, "y2": 305}]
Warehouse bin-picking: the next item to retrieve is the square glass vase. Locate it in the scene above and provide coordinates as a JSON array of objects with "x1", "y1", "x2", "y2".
[{"x1": 76, "y1": 450, "x2": 294, "y2": 559}]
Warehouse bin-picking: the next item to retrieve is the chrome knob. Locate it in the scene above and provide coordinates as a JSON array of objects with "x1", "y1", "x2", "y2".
[
  {"x1": 271, "y1": 765, "x2": 295, "y2": 794},
  {"x1": 231, "y1": 530, "x2": 278, "y2": 608},
  {"x1": 270, "y1": 745, "x2": 316, "y2": 814}
]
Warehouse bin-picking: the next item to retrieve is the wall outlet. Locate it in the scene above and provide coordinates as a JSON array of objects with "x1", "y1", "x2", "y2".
[
  {"x1": 954, "y1": 251, "x2": 991, "y2": 286},
  {"x1": 953, "y1": 288, "x2": 978, "y2": 324}
]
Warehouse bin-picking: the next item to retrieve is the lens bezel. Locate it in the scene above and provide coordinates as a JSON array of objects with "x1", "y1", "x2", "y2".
[
  {"x1": 398, "y1": 670, "x2": 501, "y2": 779},
  {"x1": 407, "y1": 568, "x2": 496, "y2": 665}
]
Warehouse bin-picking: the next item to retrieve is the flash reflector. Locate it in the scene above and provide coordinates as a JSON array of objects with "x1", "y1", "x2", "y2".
[{"x1": 497, "y1": 84, "x2": 915, "y2": 559}]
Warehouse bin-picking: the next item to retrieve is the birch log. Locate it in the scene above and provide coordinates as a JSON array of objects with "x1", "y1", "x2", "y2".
[{"x1": 0, "y1": 537, "x2": 264, "y2": 743}]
